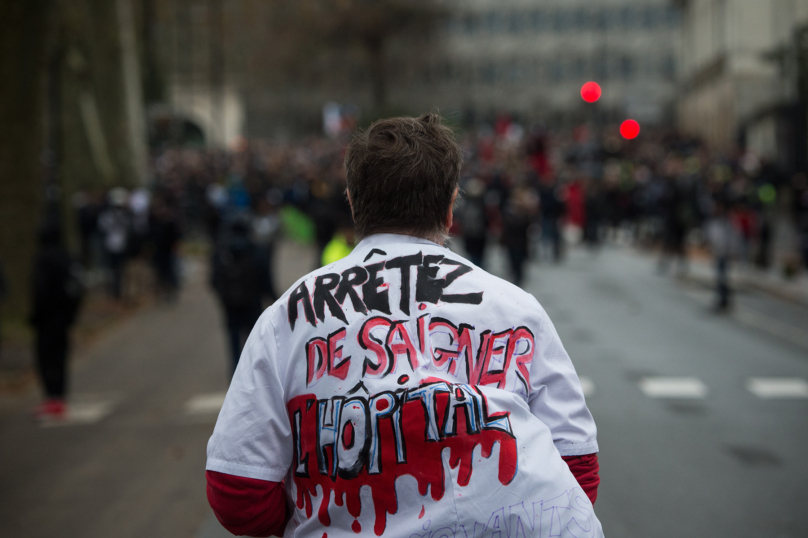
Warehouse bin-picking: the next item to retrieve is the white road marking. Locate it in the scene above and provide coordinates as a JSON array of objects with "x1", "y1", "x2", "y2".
[
  {"x1": 638, "y1": 377, "x2": 708, "y2": 399},
  {"x1": 185, "y1": 392, "x2": 227, "y2": 415},
  {"x1": 746, "y1": 378, "x2": 808, "y2": 399},
  {"x1": 579, "y1": 376, "x2": 595, "y2": 397},
  {"x1": 40, "y1": 396, "x2": 118, "y2": 427}
]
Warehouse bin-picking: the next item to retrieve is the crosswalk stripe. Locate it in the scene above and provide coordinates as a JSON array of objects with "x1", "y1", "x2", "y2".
[
  {"x1": 579, "y1": 376, "x2": 595, "y2": 397},
  {"x1": 34, "y1": 376, "x2": 808, "y2": 428},
  {"x1": 746, "y1": 378, "x2": 808, "y2": 399},
  {"x1": 185, "y1": 392, "x2": 227, "y2": 415},
  {"x1": 40, "y1": 396, "x2": 118, "y2": 427},
  {"x1": 638, "y1": 377, "x2": 708, "y2": 399}
]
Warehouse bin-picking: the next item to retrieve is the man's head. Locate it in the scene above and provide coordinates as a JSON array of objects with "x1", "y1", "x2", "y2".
[{"x1": 345, "y1": 112, "x2": 462, "y2": 243}]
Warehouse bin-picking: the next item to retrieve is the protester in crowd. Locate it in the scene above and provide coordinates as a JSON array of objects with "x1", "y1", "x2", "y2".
[
  {"x1": 320, "y1": 213, "x2": 354, "y2": 266},
  {"x1": 204, "y1": 113, "x2": 602, "y2": 538},
  {"x1": 73, "y1": 190, "x2": 103, "y2": 269},
  {"x1": 308, "y1": 175, "x2": 353, "y2": 269},
  {"x1": 210, "y1": 217, "x2": 270, "y2": 372},
  {"x1": 0, "y1": 257, "x2": 6, "y2": 359},
  {"x1": 128, "y1": 187, "x2": 151, "y2": 258},
  {"x1": 584, "y1": 177, "x2": 605, "y2": 249},
  {"x1": 251, "y1": 192, "x2": 281, "y2": 302},
  {"x1": 149, "y1": 194, "x2": 182, "y2": 301},
  {"x1": 706, "y1": 199, "x2": 741, "y2": 311},
  {"x1": 538, "y1": 177, "x2": 565, "y2": 262},
  {"x1": 29, "y1": 220, "x2": 83, "y2": 420},
  {"x1": 793, "y1": 173, "x2": 808, "y2": 270},
  {"x1": 457, "y1": 177, "x2": 489, "y2": 267},
  {"x1": 502, "y1": 184, "x2": 538, "y2": 286},
  {"x1": 658, "y1": 173, "x2": 694, "y2": 275},
  {"x1": 97, "y1": 188, "x2": 131, "y2": 299}
]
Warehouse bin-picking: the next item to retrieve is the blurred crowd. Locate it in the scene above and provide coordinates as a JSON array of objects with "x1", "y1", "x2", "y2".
[
  {"x1": 453, "y1": 116, "x2": 808, "y2": 307},
  {"x1": 23, "y1": 115, "x2": 808, "y2": 418},
  {"x1": 72, "y1": 117, "x2": 808, "y2": 311}
]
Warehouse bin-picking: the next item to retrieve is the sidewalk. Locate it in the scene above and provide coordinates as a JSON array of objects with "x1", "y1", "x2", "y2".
[
  {"x1": 0, "y1": 239, "x2": 317, "y2": 538},
  {"x1": 681, "y1": 255, "x2": 808, "y2": 306}
]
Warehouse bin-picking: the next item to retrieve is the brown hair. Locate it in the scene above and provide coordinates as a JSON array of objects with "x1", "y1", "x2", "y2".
[{"x1": 345, "y1": 112, "x2": 462, "y2": 241}]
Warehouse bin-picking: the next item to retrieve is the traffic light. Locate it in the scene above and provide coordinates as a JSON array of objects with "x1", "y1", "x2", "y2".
[
  {"x1": 580, "y1": 82, "x2": 602, "y2": 103},
  {"x1": 620, "y1": 119, "x2": 640, "y2": 139}
]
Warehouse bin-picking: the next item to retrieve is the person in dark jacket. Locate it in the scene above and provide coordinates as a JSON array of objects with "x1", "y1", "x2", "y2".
[
  {"x1": 0, "y1": 257, "x2": 7, "y2": 359},
  {"x1": 502, "y1": 185, "x2": 539, "y2": 286},
  {"x1": 211, "y1": 217, "x2": 270, "y2": 372},
  {"x1": 149, "y1": 196, "x2": 182, "y2": 301},
  {"x1": 459, "y1": 178, "x2": 489, "y2": 268},
  {"x1": 30, "y1": 221, "x2": 83, "y2": 419}
]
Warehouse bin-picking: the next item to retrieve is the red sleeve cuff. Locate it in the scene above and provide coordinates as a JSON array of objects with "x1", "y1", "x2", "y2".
[
  {"x1": 206, "y1": 470, "x2": 288, "y2": 537},
  {"x1": 561, "y1": 453, "x2": 600, "y2": 505}
]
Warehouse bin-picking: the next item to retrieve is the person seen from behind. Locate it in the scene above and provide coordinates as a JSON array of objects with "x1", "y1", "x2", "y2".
[
  {"x1": 30, "y1": 220, "x2": 83, "y2": 420},
  {"x1": 98, "y1": 188, "x2": 131, "y2": 299},
  {"x1": 706, "y1": 199, "x2": 741, "y2": 311},
  {"x1": 0, "y1": 257, "x2": 6, "y2": 359},
  {"x1": 211, "y1": 216, "x2": 270, "y2": 373},
  {"x1": 320, "y1": 213, "x2": 355, "y2": 266},
  {"x1": 458, "y1": 177, "x2": 489, "y2": 268},
  {"x1": 149, "y1": 194, "x2": 182, "y2": 301},
  {"x1": 205, "y1": 113, "x2": 603, "y2": 537},
  {"x1": 502, "y1": 184, "x2": 539, "y2": 286}
]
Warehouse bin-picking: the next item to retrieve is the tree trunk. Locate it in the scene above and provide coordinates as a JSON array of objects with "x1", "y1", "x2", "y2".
[
  {"x1": 60, "y1": 0, "x2": 144, "y2": 191},
  {"x1": 0, "y1": 0, "x2": 51, "y2": 319},
  {"x1": 142, "y1": 0, "x2": 166, "y2": 104},
  {"x1": 116, "y1": 0, "x2": 148, "y2": 185}
]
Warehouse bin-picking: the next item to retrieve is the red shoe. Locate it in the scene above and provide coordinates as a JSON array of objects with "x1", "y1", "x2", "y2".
[{"x1": 33, "y1": 398, "x2": 66, "y2": 421}]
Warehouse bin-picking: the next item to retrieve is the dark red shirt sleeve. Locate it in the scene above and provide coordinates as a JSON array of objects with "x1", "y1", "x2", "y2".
[
  {"x1": 562, "y1": 453, "x2": 600, "y2": 505},
  {"x1": 206, "y1": 470, "x2": 288, "y2": 537}
]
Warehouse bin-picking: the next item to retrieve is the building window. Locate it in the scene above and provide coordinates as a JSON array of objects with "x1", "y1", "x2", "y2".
[
  {"x1": 593, "y1": 55, "x2": 609, "y2": 80},
  {"x1": 481, "y1": 62, "x2": 496, "y2": 84},
  {"x1": 509, "y1": 12, "x2": 523, "y2": 33},
  {"x1": 484, "y1": 12, "x2": 500, "y2": 33},
  {"x1": 573, "y1": 8, "x2": 587, "y2": 30},
  {"x1": 620, "y1": 7, "x2": 636, "y2": 29},
  {"x1": 549, "y1": 59, "x2": 564, "y2": 82},
  {"x1": 642, "y1": 6, "x2": 662, "y2": 29},
  {"x1": 663, "y1": 6, "x2": 679, "y2": 28},
  {"x1": 531, "y1": 59, "x2": 543, "y2": 82},
  {"x1": 462, "y1": 14, "x2": 478, "y2": 35},
  {"x1": 620, "y1": 56, "x2": 634, "y2": 78},
  {"x1": 604, "y1": 8, "x2": 621, "y2": 30},
  {"x1": 661, "y1": 55, "x2": 676, "y2": 79},
  {"x1": 572, "y1": 57, "x2": 586, "y2": 78},
  {"x1": 530, "y1": 9, "x2": 549, "y2": 32},
  {"x1": 553, "y1": 10, "x2": 573, "y2": 32},
  {"x1": 591, "y1": 8, "x2": 607, "y2": 31}
]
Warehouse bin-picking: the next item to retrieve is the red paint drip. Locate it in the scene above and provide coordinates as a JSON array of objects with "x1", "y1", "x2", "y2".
[
  {"x1": 289, "y1": 391, "x2": 517, "y2": 536},
  {"x1": 418, "y1": 505, "x2": 425, "y2": 519},
  {"x1": 352, "y1": 520, "x2": 361, "y2": 533}
]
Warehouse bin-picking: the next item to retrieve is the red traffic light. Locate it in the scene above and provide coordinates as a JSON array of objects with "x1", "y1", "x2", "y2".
[
  {"x1": 580, "y1": 82, "x2": 602, "y2": 103},
  {"x1": 620, "y1": 119, "x2": 640, "y2": 140}
]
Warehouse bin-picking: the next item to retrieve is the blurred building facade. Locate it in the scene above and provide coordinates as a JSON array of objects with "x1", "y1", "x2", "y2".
[
  {"x1": 391, "y1": 0, "x2": 681, "y2": 125},
  {"x1": 148, "y1": 0, "x2": 247, "y2": 148},
  {"x1": 150, "y1": 0, "x2": 682, "y2": 140},
  {"x1": 677, "y1": 0, "x2": 808, "y2": 171}
]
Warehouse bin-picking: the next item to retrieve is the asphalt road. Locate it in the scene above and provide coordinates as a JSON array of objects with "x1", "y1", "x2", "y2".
[
  {"x1": 513, "y1": 246, "x2": 808, "y2": 538},
  {"x1": 1, "y1": 242, "x2": 806, "y2": 538}
]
